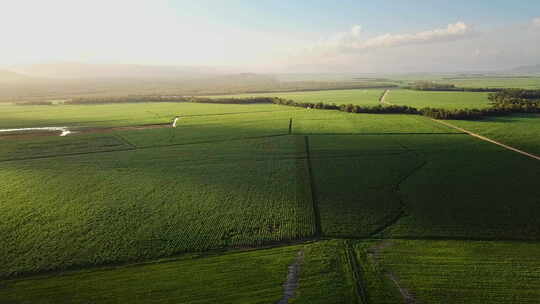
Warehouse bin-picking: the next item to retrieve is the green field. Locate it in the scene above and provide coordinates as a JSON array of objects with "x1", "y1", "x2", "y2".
[
  {"x1": 374, "y1": 240, "x2": 540, "y2": 304},
  {"x1": 309, "y1": 135, "x2": 424, "y2": 237},
  {"x1": 438, "y1": 77, "x2": 540, "y2": 89},
  {"x1": 451, "y1": 114, "x2": 540, "y2": 155},
  {"x1": 385, "y1": 134, "x2": 540, "y2": 239},
  {"x1": 1, "y1": 94, "x2": 539, "y2": 303},
  {"x1": 0, "y1": 136, "x2": 316, "y2": 277},
  {"x1": 291, "y1": 111, "x2": 457, "y2": 134},
  {"x1": 205, "y1": 88, "x2": 385, "y2": 106},
  {"x1": 0, "y1": 240, "x2": 361, "y2": 304},
  {"x1": 385, "y1": 89, "x2": 491, "y2": 109},
  {"x1": 0, "y1": 102, "x2": 289, "y2": 129}
]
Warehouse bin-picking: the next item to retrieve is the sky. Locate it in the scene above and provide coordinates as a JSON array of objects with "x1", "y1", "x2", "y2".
[{"x1": 1, "y1": 0, "x2": 539, "y2": 73}]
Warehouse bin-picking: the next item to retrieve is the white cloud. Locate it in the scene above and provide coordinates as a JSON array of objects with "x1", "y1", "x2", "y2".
[
  {"x1": 311, "y1": 22, "x2": 473, "y2": 55},
  {"x1": 351, "y1": 25, "x2": 362, "y2": 38},
  {"x1": 284, "y1": 19, "x2": 540, "y2": 73}
]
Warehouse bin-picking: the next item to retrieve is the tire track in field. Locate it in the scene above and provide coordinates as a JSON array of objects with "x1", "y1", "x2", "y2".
[
  {"x1": 368, "y1": 241, "x2": 418, "y2": 304},
  {"x1": 388, "y1": 273, "x2": 417, "y2": 304},
  {"x1": 431, "y1": 119, "x2": 540, "y2": 161},
  {"x1": 277, "y1": 250, "x2": 304, "y2": 304},
  {"x1": 345, "y1": 241, "x2": 369, "y2": 304}
]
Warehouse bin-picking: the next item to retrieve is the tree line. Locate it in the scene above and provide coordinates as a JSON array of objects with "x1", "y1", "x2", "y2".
[
  {"x1": 420, "y1": 89, "x2": 540, "y2": 119},
  {"x1": 64, "y1": 96, "x2": 279, "y2": 105},
  {"x1": 269, "y1": 89, "x2": 539, "y2": 120},
  {"x1": 14, "y1": 101, "x2": 54, "y2": 106},
  {"x1": 16, "y1": 89, "x2": 540, "y2": 121},
  {"x1": 407, "y1": 81, "x2": 503, "y2": 92}
]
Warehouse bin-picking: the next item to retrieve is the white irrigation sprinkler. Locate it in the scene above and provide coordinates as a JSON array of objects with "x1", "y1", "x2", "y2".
[{"x1": 0, "y1": 127, "x2": 72, "y2": 137}]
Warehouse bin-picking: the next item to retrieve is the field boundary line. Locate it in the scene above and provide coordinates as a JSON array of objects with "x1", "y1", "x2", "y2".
[
  {"x1": 431, "y1": 119, "x2": 540, "y2": 161},
  {"x1": 304, "y1": 136, "x2": 322, "y2": 237},
  {"x1": 0, "y1": 147, "x2": 137, "y2": 163}
]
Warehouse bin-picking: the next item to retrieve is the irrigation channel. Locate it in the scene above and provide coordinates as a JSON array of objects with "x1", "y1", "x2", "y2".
[
  {"x1": 0, "y1": 118, "x2": 179, "y2": 139},
  {"x1": 0, "y1": 127, "x2": 72, "y2": 137}
]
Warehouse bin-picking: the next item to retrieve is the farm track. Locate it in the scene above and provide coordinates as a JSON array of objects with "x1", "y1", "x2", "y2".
[
  {"x1": 277, "y1": 251, "x2": 304, "y2": 304},
  {"x1": 379, "y1": 89, "x2": 392, "y2": 105},
  {"x1": 431, "y1": 119, "x2": 540, "y2": 161}
]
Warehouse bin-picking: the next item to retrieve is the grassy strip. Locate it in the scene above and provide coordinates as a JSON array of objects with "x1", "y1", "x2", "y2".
[
  {"x1": 0, "y1": 245, "x2": 300, "y2": 304},
  {"x1": 376, "y1": 240, "x2": 540, "y2": 304},
  {"x1": 0, "y1": 240, "x2": 363, "y2": 304}
]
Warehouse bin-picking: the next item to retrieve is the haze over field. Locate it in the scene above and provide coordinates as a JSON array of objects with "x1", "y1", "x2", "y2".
[
  {"x1": 1, "y1": 0, "x2": 539, "y2": 75},
  {"x1": 1, "y1": 2, "x2": 540, "y2": 304}
]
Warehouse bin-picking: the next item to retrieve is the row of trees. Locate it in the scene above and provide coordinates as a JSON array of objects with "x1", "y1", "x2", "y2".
[
  {"x1": 64, "y1": 96, "x2": 280, "y2": 105},
  {"x1": 420, "y1": 89, "x2": 540, "y2": 119},
  {"x1": 408, "y1": 81, "x2": 502, "y2": 92},
  {"x1": 340, "y1": 104, "x2": 418, "y2": 114},
  {"x1": 488, "y1": 89, "x2": 540, "y2": 104},
  {"x1": 270, "y1": 96, "x2": 419, "y2": 114},
  {"x1": 19, "y1": 89, "x2": 539, "y2": 121},
  {"x1": 269, "y1": 89, "x2": 539, "y2": 120},
  {"x1": 14, "y1": 101, "x2": 54, "y2": 106}
]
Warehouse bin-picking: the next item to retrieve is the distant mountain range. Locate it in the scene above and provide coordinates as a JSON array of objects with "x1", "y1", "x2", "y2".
[
  {"x1": 4, "y1": 63, "x2": 228, "y2": 80},
  {"x1": 0, "y1": 69, "x2": 31, "y2": 82},
  {"x1": 1, "y1": 62, "x2": 539, "y2": 83},
  {"x1": 507, "y1": 64, "x2": 540, "y2": 74}
]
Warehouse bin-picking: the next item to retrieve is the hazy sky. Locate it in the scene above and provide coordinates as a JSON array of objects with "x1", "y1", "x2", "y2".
[{"x1": 1, "y1": 0, "x2": 539, "y2": 73}]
